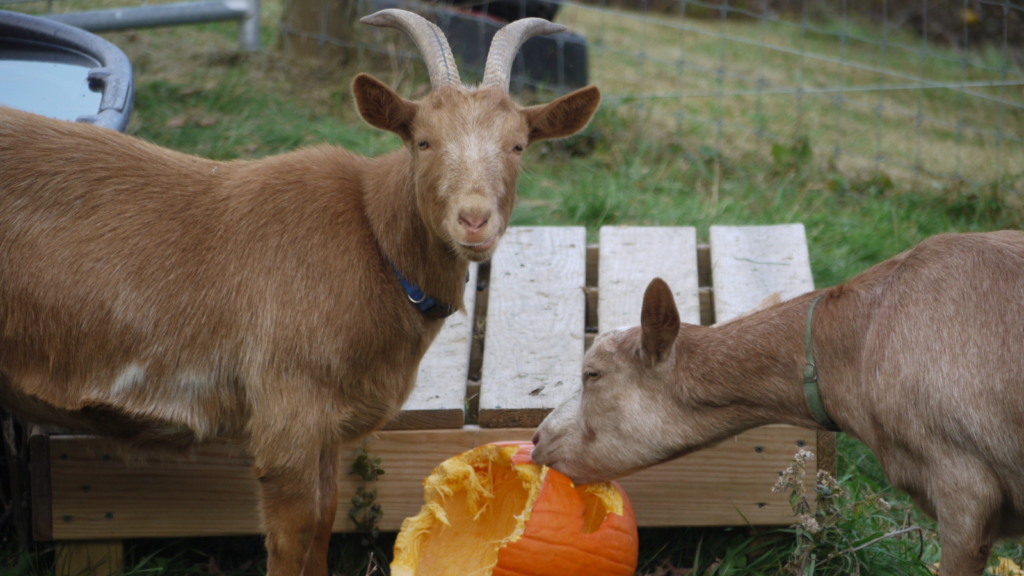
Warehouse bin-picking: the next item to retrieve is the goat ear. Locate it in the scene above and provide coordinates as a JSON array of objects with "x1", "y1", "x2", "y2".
[
  {"x1": 640, "y1": 277, "x2": 680, "y2": 364},
  {"x1": 523, "y1": 85, "x2": 601, "y2": 144},
  {"x1": 352, "y1": 74, "x2": 418, "y2": 142}
]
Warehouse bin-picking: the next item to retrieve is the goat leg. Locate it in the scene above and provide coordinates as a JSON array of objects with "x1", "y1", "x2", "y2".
[
  {"x1": 301, "y1": 446, "x2": 341, "y2": 576},
  {"x1": 933, "y1": 463, "x2": 1002, "y2": 576},
  {"x1": 257, "y1": 460, "x2": 321, "y2": 576}
]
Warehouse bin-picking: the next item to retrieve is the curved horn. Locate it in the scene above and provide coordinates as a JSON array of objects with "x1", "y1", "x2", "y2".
[
  {"x1": 481, "y1": 18, "x2": 566, "y2": 92},
  {"x1": 361, "y1": 9, "x2": 461, "y2": 89}
]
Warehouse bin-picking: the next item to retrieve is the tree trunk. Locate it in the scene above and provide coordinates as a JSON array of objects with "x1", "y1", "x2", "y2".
[{"x1": 281, "y1": 0, "x2": 360, "y2": 63}]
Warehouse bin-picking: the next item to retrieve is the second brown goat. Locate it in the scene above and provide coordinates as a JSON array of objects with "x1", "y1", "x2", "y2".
[{"x1": 533, "y1": 231, "x2": 1024, "y2": 576}]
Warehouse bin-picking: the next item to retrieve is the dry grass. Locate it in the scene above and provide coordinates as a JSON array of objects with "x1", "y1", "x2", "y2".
[
  {"x1": 6, "y1": 0, "x2": 1022, "y2": 187},
  {"x1": 555, "y1": 2, "x2": 1024, "y2": 186}
]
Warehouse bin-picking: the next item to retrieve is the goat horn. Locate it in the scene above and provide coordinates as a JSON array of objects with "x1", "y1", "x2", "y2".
[
  {"x1": 361, "y1": 9, "x2": 461, "y2": 89},
  {"x1": 481, "y1": 18, "x2": 566, "y2": 92}
]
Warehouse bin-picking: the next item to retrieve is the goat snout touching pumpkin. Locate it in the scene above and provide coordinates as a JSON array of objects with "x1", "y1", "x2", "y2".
[
  {"x1": 391, "y1": 442, "x2": 638, "y2": 576},
  {"x1": 0, "y1": 10, "x2": 600, "y2": 576},
  {"x1": 533, "y1": 231, "x2": 1024, "y2": 576}
]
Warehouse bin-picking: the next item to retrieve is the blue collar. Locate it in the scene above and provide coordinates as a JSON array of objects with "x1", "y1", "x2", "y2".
[{"x1": 389, "y1": 260, "x2": 457, "y2": 319}]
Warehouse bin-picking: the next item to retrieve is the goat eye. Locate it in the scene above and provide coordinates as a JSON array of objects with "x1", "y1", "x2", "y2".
[
  {"x1": 586, "y1": 370, "x2": 601, "y2": 380},
  {"x1": 512, "y1": 144, "x2": 524, "y2": 153},
  {"x1": 418, "y1": 141, "x2": 430, "y2": 150}
]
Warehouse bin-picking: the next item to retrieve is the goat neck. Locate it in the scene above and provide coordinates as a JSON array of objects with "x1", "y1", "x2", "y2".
[
  {"x1": 679, "y1": 294, "x2": 840, "y2": 432},
  {"x1": 363, "y1": 148, "x2": 469, "y2": 314}
]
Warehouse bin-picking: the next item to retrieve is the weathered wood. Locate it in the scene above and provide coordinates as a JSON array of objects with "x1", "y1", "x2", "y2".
[
  {"x1": 584, "y1": 286, "x2": 598, "y2": 333},
  {"x1": 30, "y1": 433, "x2": 53, "y2": 541},
  {"x1": 817, "y1": 430, "x2": 838, "y2": 477},
  {"x1": 598, "y1": 226, "x2": 700, "y2": 330},
  {"x1": 56, "y1": 540, "x2": 123, "y2": 576},
  {"x1": 281, "y1": 0, "x2": 359, "y2": 62},
  {"x1": 710, "y1": 225, "x2": 834, "y2": 473},
  {"x1": 617, "y1": 426, "x2": 813, "y2": 526},
  {"x1": 698, "y1": 243, "x2": 715, "y2": 325},
  {"x1": 699, "y1": 287, "x2": 715, "y2": 326},
  {"x1": 478, "y1": 227, "x2": 587, "y2": 428},
  {"x1": 384, "y1": 263, "x2": 478, "y2": 430},
  {"x1": 47, "y1": 425, "x2": 813, "y2": 539},
  {"x1": 586, "y1": 244, "x2": 599, "y2": 288},
  {"x1": 50, "y1": 439, "x2": 259, "y2": 539},
  {"x1": 709, "y1": 224, "x2": 815, "y2": 320},
  {"x1": 35, "y1": 224, "x2": 830, "y2": 544},
  {"x1": 697, "y1": 244, "x2": 711, "y2": 288}
]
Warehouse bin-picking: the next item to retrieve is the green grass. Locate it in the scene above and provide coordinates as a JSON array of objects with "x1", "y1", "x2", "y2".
[
  {"x1": 1, "y1": 0, "x2": 1023, "y2": 574},
  {"x1": 564, "y1": 3, "x2": 1024, "y2": 186}
]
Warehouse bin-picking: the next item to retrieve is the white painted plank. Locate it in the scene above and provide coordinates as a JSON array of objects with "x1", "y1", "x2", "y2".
[
  {"x1": 709, "y1": 224, "x2": 815, "y2": 322},
  {"x1": 479, "y1": 227, "x2": 587, "y2": 427},
  {"x1": 386, "y1": 264, "x2": 478, "y2": 430},
  {"x1": 598, "y1": 226, "x2": 700, "y2": 330}
]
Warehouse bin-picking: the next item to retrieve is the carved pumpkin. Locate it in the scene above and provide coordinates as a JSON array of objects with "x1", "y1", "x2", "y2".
[{"x1": 391, "y1": 441, "x2": 639, "y2": 576}]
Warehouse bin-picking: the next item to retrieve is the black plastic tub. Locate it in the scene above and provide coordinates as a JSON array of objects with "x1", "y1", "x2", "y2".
[{"x1": 0, "y1": 10, "x2": 134, "y2": 132}]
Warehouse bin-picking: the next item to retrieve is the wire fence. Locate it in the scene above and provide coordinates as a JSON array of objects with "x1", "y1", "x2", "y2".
[
  {"x1": 4, "y1": 0, "x2": 1022, "y2": 189},
  {"x1": 281, "y1": 0, "x2": 1024, "y2": 190}
]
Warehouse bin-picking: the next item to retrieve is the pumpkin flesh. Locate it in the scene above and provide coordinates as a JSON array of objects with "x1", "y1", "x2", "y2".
[{"x1": 391, "y1": 442, "x2": 638, "y2": 576}]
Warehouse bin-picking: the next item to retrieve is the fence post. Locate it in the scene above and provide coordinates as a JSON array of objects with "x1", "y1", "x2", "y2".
[{"x1": 238, "y1": 0, "x2": 260, "y2": 52}]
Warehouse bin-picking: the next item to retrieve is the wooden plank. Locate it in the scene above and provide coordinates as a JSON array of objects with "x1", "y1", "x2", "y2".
[
  {"x1": 598, "y1": 226, "x2": 700, "y2": 330},
  {"x1": 709, "y1": 224, "x2": 833, "y2": 476},
  {"x1": 817, "y1": 430, "x2": 837, "y2": 476},
  {"x1": 50, "y1": 439, "x2": 260, "y2": 539},
  {"x1": 709, "y1": 224, "x2": 815, "y2": 321},
  {"x1": 617, "y1": 426, "x2": 813, "y2": 526},
  {"x1": 39, "y1": 224, "x2": 829, "y2": 542},
  {"x1": 30, "y1": 433, "x2": 53, "y2": 541},
  {"x1": 384, "y1": 263, "x2": 478, "y2": 430},
  {"x1": 48, "y1": 426, "x2": 813, "y2": 540},
  {"x1": 595, "y1": 227, "x2": 808, "y2": 525},
  {"x1": 478, "y1": 227, "x2": 587, "y2": 428},
  {"x1": 586, "y1": 244, "x2": 599, "y2": 288},
  {"x1": 697, "y1": 244, "x2": 711, "y2": 287},
  {"x1": 56, "y1": 540, "x2": 123, "y2": 576}
]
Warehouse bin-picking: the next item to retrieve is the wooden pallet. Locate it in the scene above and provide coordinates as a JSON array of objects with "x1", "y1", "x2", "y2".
[{"x1": 30, "y1": 224, "x2": 834, "y2": 570}]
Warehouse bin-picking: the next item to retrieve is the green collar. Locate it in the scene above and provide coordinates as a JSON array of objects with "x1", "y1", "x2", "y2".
[{"x1": 804, "y1": 294, "x2": 840, "y2": 431}]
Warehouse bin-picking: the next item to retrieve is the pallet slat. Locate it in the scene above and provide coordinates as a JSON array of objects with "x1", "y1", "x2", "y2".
[
  {"x1": 47, "y1": 425, "x2": 813, "y2": 539},
  {"x1": 709, "y1": 224, "x2": 815, "y2": 320},
  {"x1": 38, "y1": 224, "x2": 831, "y2": 544},
  {"x1": 709, "y1": 225, "x2": 835, "y2": 477},
  {"x1": 598, "y1": 226, "x2": 700, "y2": 329},
  {"x1": 478, "y1": 227, "x2": 587, "y2": 427},
  {"x1": 384, "y1": 263, "x2": 478, "y2": 430},
  {"x1": 617, "y1": 426, "x2": 812, "y2": 526},
  {"x1": 596, "y1": 225, "x2": 809, "y2": 526}
]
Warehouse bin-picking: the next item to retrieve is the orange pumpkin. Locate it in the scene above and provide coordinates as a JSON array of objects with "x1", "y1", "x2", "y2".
[{"x1": 391, "y1": 441, "x2": 639, "y2": 576}]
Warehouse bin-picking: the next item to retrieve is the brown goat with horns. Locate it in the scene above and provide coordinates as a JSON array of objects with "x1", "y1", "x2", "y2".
[{"x1": 0, "y1": 10, "x2": 600, "y2": 575}]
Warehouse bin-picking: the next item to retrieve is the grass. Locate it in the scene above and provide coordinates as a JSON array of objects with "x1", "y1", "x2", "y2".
[
  {"x1": 1, "y1": 0, "x2": 1023, "y2": 574},
  {"x1": 563, "y1": 3, "x2": 1024, "y2": 186}
]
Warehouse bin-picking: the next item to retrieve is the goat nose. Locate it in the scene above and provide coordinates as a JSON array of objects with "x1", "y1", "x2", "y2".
[
  {"x1": 458, "y1": 212, "x2": 490, "y2": 232},
  {"x1": 531, "y1": 430, "x2": 541, "y2": 446}
]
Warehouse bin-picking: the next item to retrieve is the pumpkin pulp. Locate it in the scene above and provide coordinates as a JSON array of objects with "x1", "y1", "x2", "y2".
[{"x1": 391, "y1": 443, "x2": 636, "y2": 576}]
